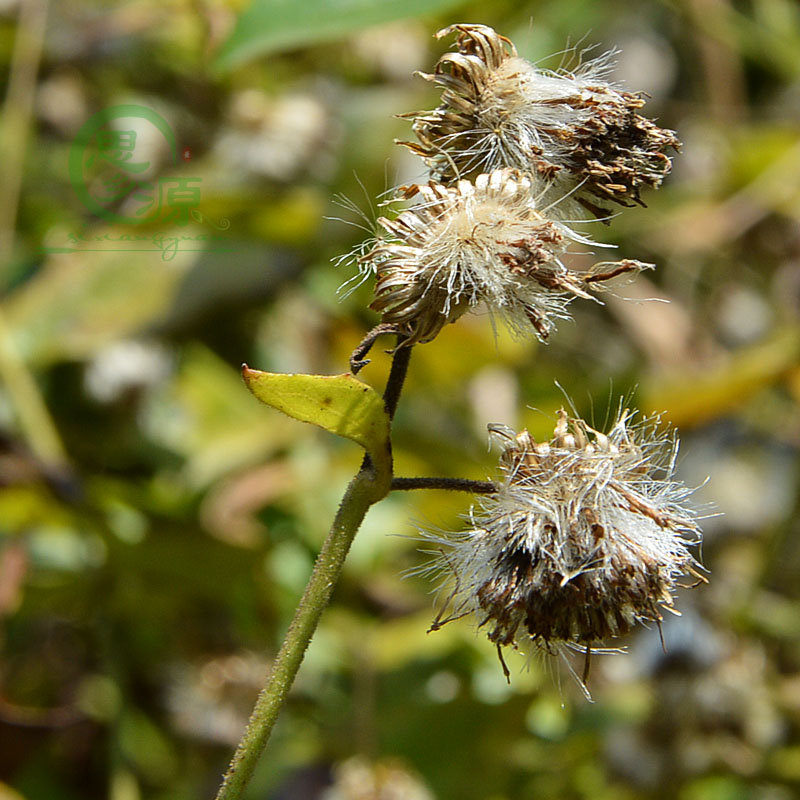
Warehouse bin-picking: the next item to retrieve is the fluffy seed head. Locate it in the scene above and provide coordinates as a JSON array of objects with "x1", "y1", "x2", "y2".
[
  {"x1": 423, "y1": 408, "x2": 705, "y2": 671},
  {"x1": 402, "y1": 24, "x2": 680, "y2": 217},
  {"x1": 362, "y1": 168, "x2": 647, "y2": 346}
]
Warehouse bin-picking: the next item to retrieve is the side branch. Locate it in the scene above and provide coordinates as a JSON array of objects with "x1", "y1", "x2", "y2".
[{"x1": 392, "y1": 477, "x2": 498, "y2": 494}]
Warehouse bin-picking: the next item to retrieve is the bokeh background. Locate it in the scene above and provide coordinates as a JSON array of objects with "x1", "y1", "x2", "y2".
[{"x1": 1, "y1": 0, "x2": 800, "y2": 798}]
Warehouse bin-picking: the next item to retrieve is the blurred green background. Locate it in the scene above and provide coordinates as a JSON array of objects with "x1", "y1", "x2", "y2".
[{"x1": 1, "y1": 0, "x2": 800, "y2": 798}]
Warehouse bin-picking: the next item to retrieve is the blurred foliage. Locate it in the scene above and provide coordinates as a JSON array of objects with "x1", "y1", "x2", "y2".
[
  {"x1": 212, "y1": 0, "x2": 467, "y2": 72},
  {"x1": 1, "y1": 0, "x2": 800, "y2": 799}
]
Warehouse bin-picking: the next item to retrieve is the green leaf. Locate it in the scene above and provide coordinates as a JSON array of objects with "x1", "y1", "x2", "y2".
[
  {"x1": 4, "y1": 233, "x2": 197, "y2": 365},
  {"x1": 212, "y1": 0, "x2": 467, "y2": 73},
  {"x1": 242, "y1": 366, "x2": 391, "y2": 468}
]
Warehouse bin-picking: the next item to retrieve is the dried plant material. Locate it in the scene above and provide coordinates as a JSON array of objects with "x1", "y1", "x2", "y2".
[
  {"x1": 361, "y1": 168, "x2": 648, "y2": 347},
  {"x1": 420, "y1": 407, "x2": 705, "y2": 691},
  {"x1": 401, "y1": 24, "x2": 680, "y2": 217}
]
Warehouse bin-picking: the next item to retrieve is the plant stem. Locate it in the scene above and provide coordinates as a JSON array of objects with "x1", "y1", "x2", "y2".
[
  {"x1": 382, "y1": 337, "x2": 411, "y2": 420},
  {"x1": 217, "y1": 330, "x2": 423, "y2": 798},
  {"x1": 391, "y1": 477, "x2": 497, "y2": 493},
  {"x1": 0, "y1": 310, "x2": 68, "y2": 469},
  {"x1": 0, "y1": 0, "x2": 49, "y2": 269},
  {"x1": 215, "y1": 465, "x2": 387, "y2": 800},
  {"x1": 217, "y1": 342, "x2": 411, "y2": 799},
  {"x1": 350, "y1": 323, "x2": 398, "y2": 374},
  {"x1": 0, "y1": 0, "x2": 67, "y2": 471}
]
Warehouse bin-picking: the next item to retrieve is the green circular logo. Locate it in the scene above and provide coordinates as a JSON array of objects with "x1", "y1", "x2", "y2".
[{"x1": 69, "y1": 104, "x2": 191, "y2": 225}]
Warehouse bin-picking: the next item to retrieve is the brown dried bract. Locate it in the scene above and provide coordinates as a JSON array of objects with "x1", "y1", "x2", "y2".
[
  {"x1": 424, "y1": 409, "x2": 705, "y2": 688},
  {"x1": 361, "y1": 169, "x2": 650, "y2": 347},
  {"x1": 400, "y1": 24, "x2": 680, "y2": 217}
]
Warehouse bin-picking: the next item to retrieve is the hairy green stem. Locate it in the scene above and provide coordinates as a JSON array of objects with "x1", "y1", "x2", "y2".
[
  {"x1": 217, "y1": 341, "x2": 413, "y2": 798},
  {"x1": 215, "y1": 465, "x2": 388, "y2": 800}
]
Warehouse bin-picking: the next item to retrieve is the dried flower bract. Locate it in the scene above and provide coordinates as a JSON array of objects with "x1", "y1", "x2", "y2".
[
  {"x1": 402, "y1": 24, "x2": 680, "y2": 217},
  {"x1": 362, "y1": 168, "x2": 646, "y2": 346},
  {"x1": 423, "y1": 407, "x2": 705, "y2": 688}
]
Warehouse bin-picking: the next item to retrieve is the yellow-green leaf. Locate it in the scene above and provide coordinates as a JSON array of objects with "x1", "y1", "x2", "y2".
[
  {"x1": 242, "y1": 366, "x2": 391, "y2": 469},
  {"x1": 0, "y1": 781, "x2": 27, "y2": 800},
  {"x1": 641, "y1": 324, "x2": 800, "y2": 428}
]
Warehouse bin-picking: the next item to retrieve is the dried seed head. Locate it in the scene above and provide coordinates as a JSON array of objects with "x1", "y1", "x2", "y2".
[
  {"x1": 401, "y1": 24, "x2": 680, "y2": 218},
  {"x1": 362, "y1": 168, "x2": 647, "y2": 346},
  {"x1": 422, "y1": 407, "x2": 705, "y2": 686}
]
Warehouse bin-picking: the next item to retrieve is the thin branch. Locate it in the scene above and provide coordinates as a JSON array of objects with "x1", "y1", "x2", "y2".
[
  {"x1": 391, "y1": 477, "x2": 498, "y2": 494},
  {"x1": 350, "y1": 323, "x2": 398, "y2": 374},
  {"x1": 359, "y1": 335, "x2": 411, "y2": 475},
  {"x1": 382, "y1": 336, "x2": 412, "y2": 420}
]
